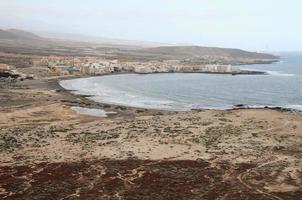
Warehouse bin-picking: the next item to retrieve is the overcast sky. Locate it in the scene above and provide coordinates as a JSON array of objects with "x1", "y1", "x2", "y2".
[{"x1": 1, "y1": 0, "x2": 301, "y2": 51}]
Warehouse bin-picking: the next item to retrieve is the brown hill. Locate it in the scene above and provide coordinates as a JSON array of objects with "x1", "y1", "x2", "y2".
[
  {"x1": 142, "y1": 46, "x2": 279, "y2": 60},
  {"x1": 0, "y1": 29, "x2": 279, "y2": 65},
  {"x1": 0, "y1": 29, "x2": 40, "y2": 40}
]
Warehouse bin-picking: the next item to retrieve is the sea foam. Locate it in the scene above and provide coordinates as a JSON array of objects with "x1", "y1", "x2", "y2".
[{"x1": 266, "y1": 71, "x2": 295, "y2": 77}]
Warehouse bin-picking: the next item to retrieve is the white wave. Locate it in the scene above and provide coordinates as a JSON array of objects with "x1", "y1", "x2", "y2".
[
  {"x1": 232, "y1": 104, "x2": 302, "y2": 112},
  {"x1": 232, "y1": 105, "x2": 275, "y2": 109},
  {"x1": 284, "y1": 105, "x2": 302, "y2": 111},
  {"x1": 276, "y1": 60, "x2": 285, "y2": 64},
  {"x1": 60, "y1": 76, "x2": 302, "y2": 112},
  {"x1": 88, "y1": 85, "x2": 183, "y2": 111},
  {"x1": 239, "y1": 66, "x2": 295, "y2": 77},
  {"x1": 60, "y1": 78, "x2": 187, "y2": 111},
  {"x1": 266, "y1": 71, "x2": 295, "y2": 77}
]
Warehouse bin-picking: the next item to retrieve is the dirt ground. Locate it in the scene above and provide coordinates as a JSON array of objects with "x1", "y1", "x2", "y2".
[{"x1": 0, "y1": 79, "x2": 301, "y2": 200}]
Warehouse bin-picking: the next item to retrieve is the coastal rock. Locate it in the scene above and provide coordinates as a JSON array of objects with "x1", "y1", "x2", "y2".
[
  {"x1": 0, "y1": 63, "x2": 35, "y2": 81},
  {"x1": 134, "y1": 67, "x2": 153, "y2": 74}
]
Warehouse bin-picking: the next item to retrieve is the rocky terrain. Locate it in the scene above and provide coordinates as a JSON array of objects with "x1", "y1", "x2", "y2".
[
  {"x1": 1, "y1": 29, "x2": 300, "y2": 200},
  {"x1": 0, "y1": 77, "x2": 301, "y2": 199}
]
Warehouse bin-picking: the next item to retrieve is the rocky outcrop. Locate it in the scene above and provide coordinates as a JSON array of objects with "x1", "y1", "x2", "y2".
[{"x1": 0, "y1": 63, "x2": 34, "y2": 81}]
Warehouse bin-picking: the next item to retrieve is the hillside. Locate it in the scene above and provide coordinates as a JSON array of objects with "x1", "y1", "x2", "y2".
[
  {"x1": 0, "y1": 30, "x2": 18, "y2": 40},
  {"x1": 114, "y1": 46, "x2": 279, "y2": 64},
  {"x1": 143, "y1": 46, "x2": 278, "y2": 60},
  {"x1": 0, "y1": 29, "x2": 279, "y2": 65},
  {"x1": 35, "y1": 31, "x2": 167, "y2": 48},
  {"x1": 0, "y1": 29, "x2": 40, "y2": 40}
]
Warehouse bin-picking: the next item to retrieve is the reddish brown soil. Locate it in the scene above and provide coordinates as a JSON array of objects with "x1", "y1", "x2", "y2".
[{"x1": 1, "y1": 159, "x2": 299, "y2": 200}]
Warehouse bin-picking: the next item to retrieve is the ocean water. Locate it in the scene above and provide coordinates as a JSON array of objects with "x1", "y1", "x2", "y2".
[{"x1": 60, "y1": 52, "x2": 302, "y2": 111}]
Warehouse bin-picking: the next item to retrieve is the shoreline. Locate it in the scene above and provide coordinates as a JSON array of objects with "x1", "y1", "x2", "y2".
[
  {"x1": 57, "y1": 72, "x2": 302, "y2": 116},
  {"x1": 2, "y1": 54, "x2": 302, "y2": 199},
  {"x1": 3, "y1": 34, "x2": 302, "y2": 198},
  {"x1": 6, "y1": 72, "x2": 298, "y2": 120},
  {"x1": 1, "y1": 70, "x2": 302, "y2": 199}
]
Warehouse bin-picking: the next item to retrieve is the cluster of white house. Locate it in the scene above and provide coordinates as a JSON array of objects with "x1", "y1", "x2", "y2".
[{"x1": 33, "y1": 56, "x2": 241, "y2": 76}]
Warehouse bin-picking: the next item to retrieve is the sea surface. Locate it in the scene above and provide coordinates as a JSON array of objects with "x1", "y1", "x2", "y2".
[{"x1": 60, "y1": 52, "x2": 302, "y2": 111}]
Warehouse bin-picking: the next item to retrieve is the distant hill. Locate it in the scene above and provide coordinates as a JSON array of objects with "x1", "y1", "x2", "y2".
[
  {"x1": 34, "y1": 31, "x2": 167, "y2": 48},
  {"x1": 0, "y1": 29, "x2": 40, "y2": 40},
  {"x1": 142, "y1": 46, "x2": 279, "y2": 60},
  {"x1": 0, "y1": 30, "x2": 17, "y2": 39},
  {"x1": 0, "y1": 29, "x2": 279, "y2": 64},
  {"x1": 0, "y1": 28, "x2": 166, "y2": 49},
  {"x1": 111, "y1": 45, "x2": 279, "y2": 64}
]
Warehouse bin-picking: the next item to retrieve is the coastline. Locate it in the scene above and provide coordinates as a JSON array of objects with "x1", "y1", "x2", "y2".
[
  {"x1": 57, "y1": 69, "x2": 302, "y2": 115},
  {"x1": 1, "y1": 55, "x2": 302, "y2": 199},
  {"x1": 3, "y1": 20, "x2": 302, "y2": 197},
  {"x1": 1, "y1": 74, "x2": 302, "y2": 199}
]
